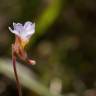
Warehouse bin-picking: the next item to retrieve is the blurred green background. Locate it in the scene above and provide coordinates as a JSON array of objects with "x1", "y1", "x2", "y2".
[{"x1": 0, "y1": 0, "x2": 96, "y2": 96}]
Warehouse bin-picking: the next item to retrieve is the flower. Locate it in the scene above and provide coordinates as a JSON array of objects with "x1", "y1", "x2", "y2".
[
  {"x1": 9, "y1": 21, "x2": 36, "y2": 65},
  {"x1": 9, "y1": 21, "x2": 35, "y2": 48}
]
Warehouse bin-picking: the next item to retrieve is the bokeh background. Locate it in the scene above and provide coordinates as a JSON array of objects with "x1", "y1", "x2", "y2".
[{"x1": 0, "y1": 0, "x2": 96, "y2": 96}]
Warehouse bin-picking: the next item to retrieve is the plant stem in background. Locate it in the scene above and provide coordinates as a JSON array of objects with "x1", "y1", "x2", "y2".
[{"x1": 12, "y1": 45, "x2": 22, "y2": 96}]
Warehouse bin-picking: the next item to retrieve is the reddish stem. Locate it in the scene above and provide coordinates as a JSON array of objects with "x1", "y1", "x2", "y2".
[{"x1": 12, "y1": 45, "x2": 22, "y2": 96}]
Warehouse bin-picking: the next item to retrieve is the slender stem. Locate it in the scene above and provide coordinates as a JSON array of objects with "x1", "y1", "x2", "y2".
[{"x1": 12, "y1": 45, "x2": 22, "y2": 96}]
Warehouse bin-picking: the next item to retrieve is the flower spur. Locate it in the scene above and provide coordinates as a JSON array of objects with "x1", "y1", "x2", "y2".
[{"x1": 9, "y1": 21, "x2": 36, "y2": 96}]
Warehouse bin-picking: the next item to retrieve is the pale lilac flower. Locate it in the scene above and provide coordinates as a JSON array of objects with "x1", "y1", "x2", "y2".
[
  {"x1": 9, "y1": 21, "x2": 35, "y2": 42},
  {"x1": 9, "y1": 21, "x2": 36, "y2": 65}
]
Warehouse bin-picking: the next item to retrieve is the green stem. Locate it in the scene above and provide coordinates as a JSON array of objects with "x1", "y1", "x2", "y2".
[{"x1": 12, "y1": 45, "x2": 22, "y2": 96}]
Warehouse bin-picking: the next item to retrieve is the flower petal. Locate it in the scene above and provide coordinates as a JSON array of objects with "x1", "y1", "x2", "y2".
[
  {"x1": 8, "y1": 27, "x2": 19, "y2": 36},
  {"x1": 13, "y1": 23, "x2": 23, "y2": 33},
  {"x1": 20, "y1": 21, "x2": 35, "y2": 40},
  {"x1": 24, "y1": 21, "x2": 35, "y2": 34},
  {"x1": 24, "y1": 21, "x2": 32, "y2": 29}
]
